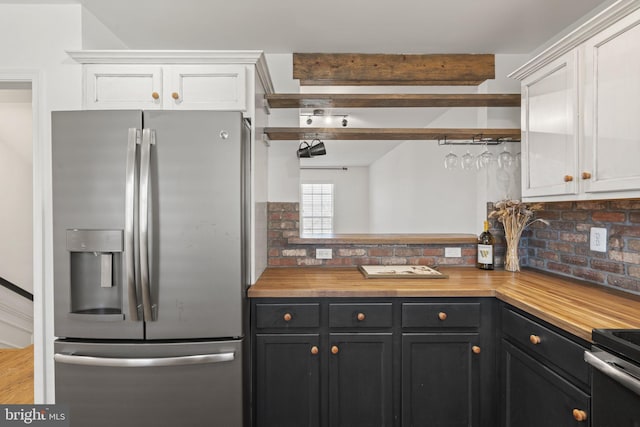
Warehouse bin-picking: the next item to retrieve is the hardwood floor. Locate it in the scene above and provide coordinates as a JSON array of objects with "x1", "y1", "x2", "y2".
[{"x1": 0, "y1": 345, "x2": 34, "y2": 403}]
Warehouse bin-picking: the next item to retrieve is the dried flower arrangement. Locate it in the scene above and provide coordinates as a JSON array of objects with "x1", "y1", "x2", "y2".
[{"x1": 489, "y1": 200, "x2": 549, "y2": 272}]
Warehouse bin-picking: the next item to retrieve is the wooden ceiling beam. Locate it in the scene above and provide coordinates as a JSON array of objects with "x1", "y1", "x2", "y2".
[
  {"x1": 266, "y1": 93, "x2": 521, "y2": 108},
  {"x1": 293, "y1": 53, "x2": 495, "y2": 86}
]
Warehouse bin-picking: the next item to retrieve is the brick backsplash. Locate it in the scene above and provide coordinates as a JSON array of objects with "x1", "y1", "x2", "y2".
[
  {"x1": 268, "y1": 202, "x2": 477, "y2": 268},
  {"x1": 268, "y1": 200, "x2": 640, "y2": 295},
  {"x1": 512, "y1": 199, "x2": 640, "y2": 294}
]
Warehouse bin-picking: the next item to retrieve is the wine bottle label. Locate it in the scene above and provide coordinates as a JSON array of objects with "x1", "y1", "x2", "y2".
[{"x1": 477, "y1": 244, "x2": 493, "y2": 264}]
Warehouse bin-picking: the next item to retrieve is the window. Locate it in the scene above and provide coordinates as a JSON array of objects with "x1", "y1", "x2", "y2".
[{"x1": 301, "y1": 183, "x2": 334, "y2": 234}]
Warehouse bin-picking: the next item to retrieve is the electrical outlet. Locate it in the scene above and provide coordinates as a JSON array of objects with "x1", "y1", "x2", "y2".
[
  {"x1": 590, "y1": 227, "x2": 607, "y2": 252},
  {"x1": 445, "y1": 247, "x2": 462, "y2": 258},
  {"x1": 316, "y1": 248, "x2": 333, "y2": 259}
]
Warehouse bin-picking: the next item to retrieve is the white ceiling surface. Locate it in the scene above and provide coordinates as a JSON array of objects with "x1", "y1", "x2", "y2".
[{"x1": 37, "y1": 0, "x2": 607, "y2": 53}]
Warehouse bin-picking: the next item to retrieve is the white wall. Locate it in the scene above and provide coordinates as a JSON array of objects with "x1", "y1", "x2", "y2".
[
  {"x1": 300, "y1": 167, "x2": 370, "y2": 233},
  {"x1": 0, "y1": 86, "x2": 33, "y2": 293},
  {"x1": 0, "y1": 2, "x2": 84, "y2": 404}
]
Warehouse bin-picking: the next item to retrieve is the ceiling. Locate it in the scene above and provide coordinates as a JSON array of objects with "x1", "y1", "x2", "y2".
[{"x1": 37, "y1": 0, "x2": 608, "y2": 54}]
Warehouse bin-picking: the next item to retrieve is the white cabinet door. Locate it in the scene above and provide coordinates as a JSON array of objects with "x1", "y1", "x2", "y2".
[
  {"x1": 521, "y1": 52, "x2": 579, "y2": 198},
  {"x1": 83, "y1": 64, "x2": 247, "y2": 111},
  {"x1": 582, "y1": 9, "x2": 640, "y2": 194},
  {"x1": 84, "y1": 65, "x2": 163, "y2": 110},
  {"x1": 165, "y1": 65, "x2": 247, "y2": 111}
]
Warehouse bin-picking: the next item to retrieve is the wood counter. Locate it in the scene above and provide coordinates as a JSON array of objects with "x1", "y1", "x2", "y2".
[{"x1": 248, "y1": 267, "x2": 640, "y2": 342}]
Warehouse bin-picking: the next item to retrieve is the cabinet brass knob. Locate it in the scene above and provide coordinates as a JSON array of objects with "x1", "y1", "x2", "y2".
[
  {"x1": 564, "y1": 175, "x2": 574, "y2": 182},
  {"x1": 283, "y1": 313, "x2": 292, "y2": 322},
  {"x1": 572, "y1": 409, "x2": 588, "y2": 422},
  {"x1": 581, "y1": 172, "x2": 592, "y2": 180},
  {"x1": 357, "y1": 312, "x2": 366, "y2": 321},
  {"x1": 331, "y1": 345, "x2": 339, "y2": 355},
  {"x1": 171, "y1": 92, "x2": 180, "y2": 100},
  {"x1": 472, "y1": 346, "x2": 481, "y2": 354},
  {"x1": 529, "y1": 334, "x2": 541, "y2": 345},
  {"x1": 310, "y1": 346, "x2": 319, "y2": 355},
  {"x1": 438, "y1": 312, "x2": 448, "y2": 321},
  {"x1": 151, "y1": 92, "x2": 160, "y2": 100}
]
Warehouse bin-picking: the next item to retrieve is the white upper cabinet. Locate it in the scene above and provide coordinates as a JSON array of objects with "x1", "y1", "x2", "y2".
[
  {"x1": 69, "y1": 51, "x2": 267, "y2": 112},
  {"x1": 511, "y1": 1, "x2": 640, "y2": 201},
  {"x1": 582, "y1": 8, "x2": 640, "y2": 194},
  {"x1": 84, "y1": 64, "x2": 246, "y2": 111},
  {"x1": 521, "y1": 52, "x2": 578, "y2": 198}
]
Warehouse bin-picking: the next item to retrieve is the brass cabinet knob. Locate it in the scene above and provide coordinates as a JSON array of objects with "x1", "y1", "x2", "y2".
[
  {"x1": 357, "y1": 312, "x2": 366, "y2": 321},
  {"x1": 472, "y1": 346, "x2": 481, "y2": 354},
  {"x1": 171, "y1": 92, "x2": 180, "y2": 100},
  {"x1": 310, "y1": 346, "x2": 319, "y2": 355},
  {"x1": 582, "y1": 172, "x2": 592, "y2": 180},
  {"x1": 572, "y1": 409, "x2": 588, "y2": 422},
  {"x1": 438, "y1": 312, "x2": 448, "y2": 321},
  {"x1": 529, "y1": 334, "x2": 541, "y2": 345},
  {"x1": 283, "y1": 313, "x2": 292, "y2": 322},
  {"x1": 151, "y1": 92, "x2": 160, "y2": 100},
  {"x1": 564, "y1": 175, "x2": 574, "y2": 182},
  {"x1": 331, "y1": 345, "x2": 339, "y2": 355}
]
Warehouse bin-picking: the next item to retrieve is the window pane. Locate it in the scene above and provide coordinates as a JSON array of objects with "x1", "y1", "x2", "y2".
[{"x1": 300, "y1": 183, "x2": 334, "y2": 234}]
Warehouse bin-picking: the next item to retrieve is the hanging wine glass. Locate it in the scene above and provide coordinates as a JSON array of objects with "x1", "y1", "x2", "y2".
[
  {"x1": 476, "y1": 140, "x2": 494, "y2": 169},
  {"x1": 461, "y1": 150, "x2": 475, "y2": 170},
  {"x1": 498, "y1": 145, "x2": 514, "y2": 169},
  {"x1": 444, "y1": 150, "x2": 458, "y2": 169}
]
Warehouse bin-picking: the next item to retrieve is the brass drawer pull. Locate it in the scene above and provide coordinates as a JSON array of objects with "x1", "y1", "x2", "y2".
[
  {"x1": 564, "y1": 175, "x2": 574, "y2": 182},
  {"x1": 529, "y1": 334, "x2": 541, "y2": 345},
  {"x1": 283, "y1": 313, "x2": 292, "y2": 322},
  {"x1": 331, "y1": 345, "x2": 339, "y2": 355},
  {"x1": 581, "y1": 172, "x2": 592, "y2": 180},
  {"x1": 310, "y1": 346, "x2": 319, "y2": 355},
  {"x1": 472, "y1": 346, "x2": 481, "y2": 354},
  {"x1": 357, "y1": 312, "x2": 366, "y2": 321},
  {"x1": 438, "y1": 312, "x2": 448, "y2": 321},
  {"x1": 151, "y1": 92, "x2": 160, "y2": 100}
]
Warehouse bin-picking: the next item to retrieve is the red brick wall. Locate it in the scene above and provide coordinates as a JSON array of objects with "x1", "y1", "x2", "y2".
[
  {"x1": 268, "y1": 202, "x2": 477, "y2": 267},
  {"x1": 519, "y1": 199, "x2": 640, "y2": 294}
]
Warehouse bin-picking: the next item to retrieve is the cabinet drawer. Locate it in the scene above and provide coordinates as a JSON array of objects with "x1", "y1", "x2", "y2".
[
  {"x1": 255, "y1": 303, "x2": 320, "y2": 329},
  {"x1": 329, "y1": 303, "x2": 393, "y2": 328},
  {"x1": 402, "y1": 303, "x2": 480, "y2": 328},
  {"x1": 501, "y1": 307, "x2": 589, "y2": 386}
]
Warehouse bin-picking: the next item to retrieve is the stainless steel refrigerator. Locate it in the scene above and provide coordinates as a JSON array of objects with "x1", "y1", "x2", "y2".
[{"x1": 51, "y1": 110, "x2": 250, "y2": 427}]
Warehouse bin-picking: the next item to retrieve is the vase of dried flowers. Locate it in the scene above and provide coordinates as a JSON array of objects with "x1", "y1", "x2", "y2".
[{"x1": 489, "y1": 200, "x2": 548, "y2": 272}]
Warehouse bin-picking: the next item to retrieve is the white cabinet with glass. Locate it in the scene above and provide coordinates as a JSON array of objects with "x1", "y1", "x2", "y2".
[
  {"x1": 511, "y1": 2, "x2": 640, "y2": 201},
  {"x1": 582, "y1": 8, "x2": 640, "y2": 195}
]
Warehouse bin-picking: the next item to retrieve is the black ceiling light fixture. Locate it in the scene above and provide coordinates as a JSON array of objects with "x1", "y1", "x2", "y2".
[{"x1": 297, "y1": 139, "x2": 326, "y2": 158}]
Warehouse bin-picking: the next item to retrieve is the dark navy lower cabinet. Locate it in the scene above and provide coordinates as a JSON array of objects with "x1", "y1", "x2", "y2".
[
  {"x1": 500, "y1": 304, "x2": 591, "y2": 427},
  {"x1": 255, "y1": 334, "x2": 321, "y2": 427},
  {"x1": 251, "y1": 298, "x2": 495, "y2": 427}
]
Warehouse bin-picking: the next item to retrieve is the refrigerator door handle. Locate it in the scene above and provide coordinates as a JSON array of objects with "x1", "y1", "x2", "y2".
[
  {"x1": 125, "y1": 128, "x2": 140, "y2": 321},
  {"x1": 139, "y1": 128, "x2": 155, "y2": 321},
  {"x1": 54, "y1": 352, "x2": 235, "y2": 368}
]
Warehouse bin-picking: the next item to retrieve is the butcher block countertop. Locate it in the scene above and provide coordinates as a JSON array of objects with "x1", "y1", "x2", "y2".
[{"x1": 248, "y1": 267, "x2": 640, "y2": 343}]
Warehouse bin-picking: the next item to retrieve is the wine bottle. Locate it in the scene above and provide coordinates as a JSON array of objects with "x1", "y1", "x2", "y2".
[{"x1": 477, "y1": 220, "x2": 495, "y2": 270}]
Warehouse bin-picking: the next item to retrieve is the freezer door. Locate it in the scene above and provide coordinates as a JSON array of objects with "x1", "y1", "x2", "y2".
[
  {"x1": 142, "y1": 111, "x2": 245, "y2": 339},
  {"x1": 52, "y1": 110, "x2": 144, "y2": 340},
  {"x1": 54, "y1": 339, "x2": 244, "y2": 427}
]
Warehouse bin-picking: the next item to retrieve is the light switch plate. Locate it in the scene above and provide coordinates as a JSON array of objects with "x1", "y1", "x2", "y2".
[
  {"x1": 590, "y1": 227, "x2": 607, "y2": 252},
  {"x1": 445, "y1": 247, "x2": 462, "y2": 258},
  {"x1": 316, "y1": 248, "x2": 333, "y2": 259}
]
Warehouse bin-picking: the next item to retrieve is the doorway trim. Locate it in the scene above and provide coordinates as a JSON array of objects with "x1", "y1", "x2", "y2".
[{"x1": 0, "y1": 69, "x2": 47, "y2": 403}]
